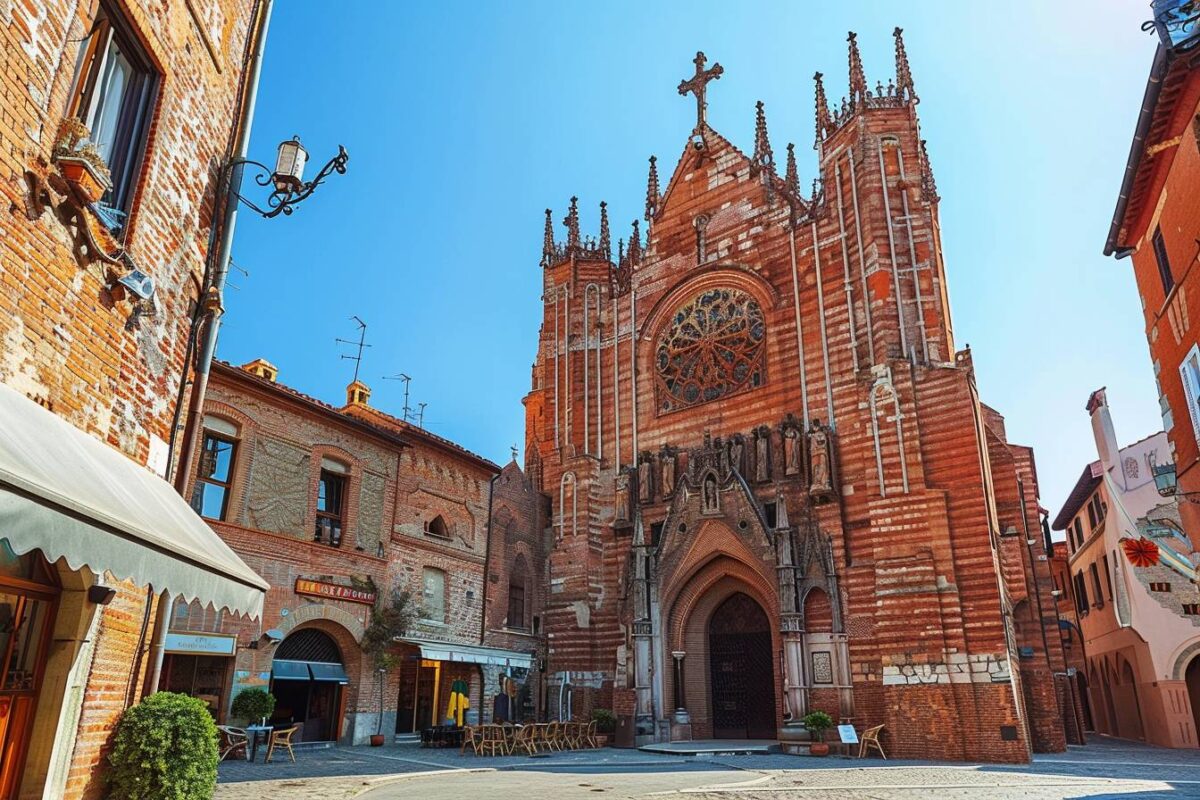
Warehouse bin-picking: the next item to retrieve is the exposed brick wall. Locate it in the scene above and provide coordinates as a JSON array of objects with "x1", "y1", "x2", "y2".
[
  {"x1": 511, "y1": 36, "x2": 1061, "y2": 761},
  {"x1": 1, "y1": 0, "x2": 257, "y2": 796},
  {"x1": 181, "y1": 363, "x2": 498, "y2": 740}
]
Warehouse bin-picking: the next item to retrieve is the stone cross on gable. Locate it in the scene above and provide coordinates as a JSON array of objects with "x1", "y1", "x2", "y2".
[
  {"x1": 511, "y1": 444, "x2": 519, "y2": 462},
  {"x1": 678, "y1": 51, "x2": 724, "y2": 129}
]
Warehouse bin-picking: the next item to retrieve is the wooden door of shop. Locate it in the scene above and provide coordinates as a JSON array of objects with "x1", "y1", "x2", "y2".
[{"x1": 0, "y1": 549, "x2": 58, "y2": 800}]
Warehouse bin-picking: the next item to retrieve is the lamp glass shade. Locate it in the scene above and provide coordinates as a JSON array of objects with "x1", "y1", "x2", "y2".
[{"x1": 274, "y1": 138, "x2": 308, "y2": 192}]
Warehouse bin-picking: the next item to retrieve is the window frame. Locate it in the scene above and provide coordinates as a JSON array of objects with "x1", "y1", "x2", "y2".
[
  {"x1": 1153, "y1": 226, "x2": 1174, "y2": 297},
  {"x1": 65, "y1": 0, "x2": 159, "y2": 224},
  {"x1": 191, "y1": 430, "x2": 238, "y2": 521},
  {"x1": 1179, "y1": 344, "x2": 1200, "y2": 448},
  {"x1": 315, "y1": 468, "x2": 347, "y2": 547},
  {"x1": 506, "y1": 579, "x2": 527, "y2": 630}
]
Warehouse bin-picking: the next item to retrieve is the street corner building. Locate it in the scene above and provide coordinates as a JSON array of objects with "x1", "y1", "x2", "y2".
[
  {"x1": 175, "y1": 361, "x2": 537, "y2": 744},
  {"x1": 0, "y1": 0, "x2": 271, "y2": 798},
  {"x1": 499, "y1": 33, "x2": 1071, "y2": 762},
  {"x1": 1052, "y1": 389, "x2": 1200, "y2": 748}
]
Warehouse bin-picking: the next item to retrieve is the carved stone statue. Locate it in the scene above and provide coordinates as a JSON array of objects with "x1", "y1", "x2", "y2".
[
  {"x1": 638, "y1": 456, "x2": 653, "y2": 504},
  {"x1": 728, "y1": 436, "x2": 744, "y2": 474},
  {"x1": 615, "y1": 471, "x2": 630, "y2": 522},
  {"x1": 660, "y1": 449, "x2": 676, "y2": 498},
  {"x1": 783, "y1": 424, "x2": 802, "y2": 477},
  {"x1": 703, "y1": 472, "x2": 719, "y2": 512},
  {"x1": 808, "y1": 420, "x2": 834, "y2": 499},
  {"x1": 755, "y1": 427, "x2": 770, "y2": 483}
]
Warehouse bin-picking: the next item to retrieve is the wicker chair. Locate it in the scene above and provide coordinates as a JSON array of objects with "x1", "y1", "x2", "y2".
[
  {"x1": 584, "y1": 719, "x2": 599, "y2": 748},
  {"x1": 479, "y1": 724, "x2": 509, "y2": 756},
  {"x1": 511, "y1": 724, "x2": 538, "y2": 756},
  {"x1": 264, "y1": 724, "x2": 299, "y2": 764},
  {"x1": 217, "y1": 726, "x2": 248, "y2": 763},
  {"x1": 859, "y1": 724, "x2": 886, "y2": 759},
  {"x1": 460, "y1": 725, "x2": 480, "y2": 755},
  {"x1": 561, "y1": 721, "x2": 581, "y2": 750}
]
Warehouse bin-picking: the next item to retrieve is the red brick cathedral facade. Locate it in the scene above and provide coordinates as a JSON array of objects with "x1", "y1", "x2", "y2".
[{"x1": 515, "y1": 32, "x2": 1068, "y2": 761}]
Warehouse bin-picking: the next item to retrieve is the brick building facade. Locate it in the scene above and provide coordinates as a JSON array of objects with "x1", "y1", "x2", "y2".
[
  {"x1": 0, "y1": 1, "x2": 269, "y2": 797},
  {"x1": 503, "y1": 33, "x2": 1067, "y2": 761},
  {"x1": 177, "y1": 360, "x2": 537, "y2": 743},
  {"x1": 1104, "y1": 13, "x2": 1200, "y2": 551}
]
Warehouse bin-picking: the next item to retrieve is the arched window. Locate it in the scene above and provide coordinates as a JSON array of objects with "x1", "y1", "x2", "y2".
[
  {"x1": 425, "y1": 515, "x2": 450, "y2": 539},
  {"x1": 507, "y1": 556, "x2": 529, "y2": 630}
]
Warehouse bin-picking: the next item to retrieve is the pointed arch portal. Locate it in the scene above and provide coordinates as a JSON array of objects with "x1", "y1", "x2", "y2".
[{"x1": 708, "y1": 592, "x2": 775, "y2": 739}]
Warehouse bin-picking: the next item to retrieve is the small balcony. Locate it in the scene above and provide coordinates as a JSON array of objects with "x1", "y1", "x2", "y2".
[{"x1": 1147, "y1": 0, "x2": 1200, "y2": 51}]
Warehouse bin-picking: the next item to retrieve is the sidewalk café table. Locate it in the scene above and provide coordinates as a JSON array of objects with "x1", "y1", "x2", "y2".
[
  {"x1": 244, "y1": 723, "x2": 274, "y2": 762},
  {"x1": 421, "y1": 725, "x2": 465, "y2": 748}
]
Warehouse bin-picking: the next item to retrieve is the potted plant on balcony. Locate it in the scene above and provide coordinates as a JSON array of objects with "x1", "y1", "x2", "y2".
[
  {"x1": 52, "y1": 117, "x2": 111, "y2": 204},
  {"x1": 802, "y1": 711, "x2": 834, "y2": 756},
  {"x1": 361, "y1": 588, "x2": 415, "y2": 746}
]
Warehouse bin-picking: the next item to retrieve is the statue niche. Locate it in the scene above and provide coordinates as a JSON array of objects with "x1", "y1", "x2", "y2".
[
  {"x1": 781, "y1": 414, "x2": 803, "y2": 477},
  {"x1": 615, "y1": 469, "x2": 632, "y2": 524},
  {"x1": 659, "y1": 446, "x2": 677, "y2": 499},
  {"x1": 753, "y1": 426, "x2": 771, "y2": 483},
  {"x1": 637, "y1": 452, "x2": 654, "y2": 504},
  {"x1": 807, "y1": 419, "x2": 836, "y2": 502}
]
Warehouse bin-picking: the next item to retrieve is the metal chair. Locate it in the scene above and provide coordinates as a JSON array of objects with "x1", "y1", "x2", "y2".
[
  {"x1": 217, "y1": 725, "x2": 248, "y2": 763},
  {"x1": 859, "y1": 724, "x2": 886, "y2": 759},
  {"x1": 264, "y1": 724, "x2": 300, "y2": 764}
]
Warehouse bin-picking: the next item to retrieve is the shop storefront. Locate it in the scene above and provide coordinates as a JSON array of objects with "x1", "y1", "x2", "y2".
[
  {"x1": 0, "y1": 385, "x2": 267, "y2": 799},
  {"x1": 270, "y1": 629, "x2": 350, "y2": 742},
  {"x1": 395, "y1": 638, "x2": 533, "y2": 733},
  {"x1": 160, "y1": 631, "x2": 237, "y2": 718}
]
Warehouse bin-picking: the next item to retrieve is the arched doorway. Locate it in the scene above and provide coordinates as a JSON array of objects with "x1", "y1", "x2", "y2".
[
  {"x1": 1186, "y1": 655, "x2": 1200, "y2": 748},
  {"x1": 708, "y1": 592, "x2": 774, "y2": 739},
  {"x1": 271, "y1": 628, "x2": 349, "y2": 742}
]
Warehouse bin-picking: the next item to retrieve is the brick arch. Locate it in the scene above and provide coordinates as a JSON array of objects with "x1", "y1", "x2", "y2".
[
  {"x1": 661, "y1": 519, "x2": 776, "y2": 622},
  {"x1": 802, "y1": 586, "x2": 833, "y2": 633},
  {"x1": 638, "y1": 267, "x2": 783, "y2": 341},
  {"x1": 664, "y1": 558, "x2": 781, "y2": 739},
  {"x1": 276, "y1": 602, "x2": 366, "y2": 643}
]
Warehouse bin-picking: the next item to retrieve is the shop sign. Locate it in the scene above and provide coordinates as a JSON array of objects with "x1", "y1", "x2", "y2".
[
  {"x1": 294, "y1": 577, "x2": 376, "y2": 605},
  {"x1": 164, "y1": 631, "x2": 237, "y2": 656}
]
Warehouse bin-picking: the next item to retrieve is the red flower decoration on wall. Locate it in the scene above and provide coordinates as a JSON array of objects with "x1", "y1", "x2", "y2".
[{"x1": 1122, "y1": 537, "x2": 1160, "y2": 568}]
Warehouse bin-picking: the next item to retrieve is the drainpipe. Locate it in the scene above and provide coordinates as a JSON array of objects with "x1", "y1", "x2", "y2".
[{"x1": 146, "y1": 0, "x2": 276, "y2": 697}]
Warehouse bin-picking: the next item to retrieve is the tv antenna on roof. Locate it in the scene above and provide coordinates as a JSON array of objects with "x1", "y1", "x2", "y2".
[
  {"x1": 336, "y1": 316, "x2": 370, "y2": 383},
  {"x1": 382, "y1": 373, "x2": 413, "y2": 422},
  {"x1": 416, "y1": 402, "x2": 427, "y2": 429}
]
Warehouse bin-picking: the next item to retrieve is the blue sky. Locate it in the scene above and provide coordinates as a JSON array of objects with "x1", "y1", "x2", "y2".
[{"x1": 222, "y1": 0, "x2": 1160, "y2": 525}]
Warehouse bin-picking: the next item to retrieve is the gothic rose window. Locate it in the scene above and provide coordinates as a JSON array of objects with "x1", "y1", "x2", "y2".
[{"x1": 655, "y1": 287, "x2": 766, "y2": 413}]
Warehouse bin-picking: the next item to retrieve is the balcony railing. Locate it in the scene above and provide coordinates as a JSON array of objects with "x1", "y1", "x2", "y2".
[{"x1": 1146, "y1": 0, "x2": 1200, "y2": 51}]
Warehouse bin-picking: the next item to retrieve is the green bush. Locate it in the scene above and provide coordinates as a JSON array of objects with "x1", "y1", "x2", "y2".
[
  {"x1": 802, "y1": 710, "x2": 835, "y2": 742},
  {"x1": 591, "y1": 708, "x2": 617, "y2": 733},
  {"x1": 230, "y1": 687, "x2": 275, "y2": 722},
  {"x1": 108, "y1": 692, "x2": 218, "y2": 800}
]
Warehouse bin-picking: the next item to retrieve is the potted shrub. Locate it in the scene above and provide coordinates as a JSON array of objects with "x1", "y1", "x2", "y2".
[
  {"x1": 230, "y1": 687, "x2": 275, "y2": 727},
  {"x1": 108, "y1": 692, "x2": 219, "y2": 800},
  {"x1": 591, "y1": 708, "x2": 616, "y2": 747},
  {"x1": 803, "y1": 710, "x2": 834, "y2": 756},
  {"x1": 52, "y1": 117, "x2": 111, "y2": 204},
  {"x1": 361, "y1": 588, "x2": 415, "y2": 746}
]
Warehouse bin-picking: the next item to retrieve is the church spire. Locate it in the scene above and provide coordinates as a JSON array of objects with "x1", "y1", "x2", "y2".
[
  {"x1": 542, "y1": 208, "x2": 554, "y2": 266},
  {"x1": 813, "y1": 71, "x2": 832, "y2": 147},
  {"x1": 628, "y1": 219, "x2": 642, "y2": 265},
  {"x1": 599, "y1": 201, "x2": 611, "y2": 261},
  {"x1": 563, "y1": 196, "x2": 580, "y2": 250},
  {"x1": 847, "y1": 32, "x2": 867, "y2": 106},
  {"x1": 752, "y1": 101, "x2": 774, "y2": 171},
  {"x1": 784, "y1": 143, "x2": 800, "y2": 196},
  {"x1": 645, "y1": 155, "x2": 660, "y2": 222},
  {"x1": 893, "y1": 27, "x2": 918, "y2": 103}
]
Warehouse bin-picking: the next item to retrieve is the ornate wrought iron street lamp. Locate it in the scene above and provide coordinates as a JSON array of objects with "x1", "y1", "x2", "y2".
[
  {"x1": 1144, "y1": 0, "x2": 1200, "y2": 51},
  {"x1": 230, "y1": 136, "x2": 348, "y2": 218}
]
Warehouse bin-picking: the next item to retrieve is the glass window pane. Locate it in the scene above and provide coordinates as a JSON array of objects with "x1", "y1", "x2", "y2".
[
  {"x1": 3, "y1": 597, "x2": 46, "y2": 691},
  {"x1": 197, "y1": 482, "x2": 228, "y2": 520},
  {"x1": 89, "y1": 41, "x2": 132, "y2": 169}
]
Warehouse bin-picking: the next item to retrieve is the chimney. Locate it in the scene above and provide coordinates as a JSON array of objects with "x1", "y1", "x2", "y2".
[
  {"x1": 346, "y1": 379, "x2": 371, "y2": 407},
  {"x1": 241, "y1": 358, "x2": 278, "y2": 382},
  {"x1": 1086, "y1": 387, "x2": 1124, "y2": 490}
]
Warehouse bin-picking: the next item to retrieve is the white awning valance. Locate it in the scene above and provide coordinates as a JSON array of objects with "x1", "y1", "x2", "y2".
[
  {"x1": 0, "y1": 383, "x2": 267, "y2": 617},
  {"x1": 398, "y1": 637, "x2": 534, "y2": 669}
]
